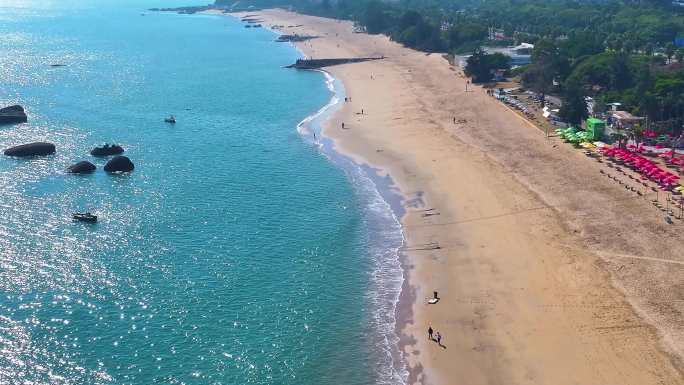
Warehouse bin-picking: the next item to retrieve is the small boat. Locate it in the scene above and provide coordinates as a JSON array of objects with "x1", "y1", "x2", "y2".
[
  {"x1": 90, "y1": 143, "x2": 124, "y2": 156},
  {"x1": 164, "y1": 115, "x2": 176, "y2": 124},
  {"x1": 73, "y1": 212, "x2": 97, "y2": 223}
]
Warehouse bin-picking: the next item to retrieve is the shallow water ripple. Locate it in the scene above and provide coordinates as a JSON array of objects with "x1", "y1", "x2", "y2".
[{"x1": 0, "y1": 2, "x2": 404, "y2": 384}]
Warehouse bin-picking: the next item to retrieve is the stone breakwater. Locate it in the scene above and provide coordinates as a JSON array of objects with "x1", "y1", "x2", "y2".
[
  {"x1": 276, "y1": 34, "x2": 318, "y2": 43},
  {"x1": 286, "y1": 57, "x2": 384, "y2": 69}
]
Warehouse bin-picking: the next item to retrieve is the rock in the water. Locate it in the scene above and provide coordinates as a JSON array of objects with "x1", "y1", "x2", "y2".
[
  {"x1": 90, "y1": 144, "x2": 124, "y2": 156},
  {"x1": 4, "y1": 142, "x2": 55, "y2": 157},
  {"x1": 0, "y1": 105, "x2": 28, "y2": 124},
  {"x1": 104, "y1": 155, "x2": 134, "y2": 173},
  {"x1": 67, "y1": 160, "x2": 96, "y2": 174}
]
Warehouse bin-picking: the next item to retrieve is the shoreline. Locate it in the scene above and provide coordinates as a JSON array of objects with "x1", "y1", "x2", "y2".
[
  {"x1": 277, "y1": 22, "x2": 412, "y2": 383},
  {"x1": 218, "y1": 9, "x2": 684, "y2": 385},
  {"x1": 299, "y1": 61, "x2": 412, "y2": 385},
  {"x1": 300, "y1": 45, "x2": 417, "y2": 385}
]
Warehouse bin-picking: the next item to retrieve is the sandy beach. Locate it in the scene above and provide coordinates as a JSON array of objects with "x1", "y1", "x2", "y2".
[{"x1": 226, "y1": 10, "x2": 684, "y2": 385}]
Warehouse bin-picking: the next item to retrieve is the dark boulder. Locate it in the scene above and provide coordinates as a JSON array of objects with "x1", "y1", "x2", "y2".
[
  {"x1": 0, "y1": 105, "x2": 28, "y2": 124},
  {"x1": 104, "y1": 155, "x2": 134, "y2": 173},
  {"x1": 67, "y1": 160, "x2": 96, "y2": 174},
  {"x1": 90, "y1": 144, "x2": 124, "y2": 156},
  {"x1": 4, "y1": 142, "x2": 55, "y2": 157}
]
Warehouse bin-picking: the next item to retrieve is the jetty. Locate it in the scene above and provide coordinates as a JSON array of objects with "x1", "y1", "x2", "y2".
[
  {"x1": 286, "y1": 57, "x2": 384, "y2": 70},
  {"x1": 149, "y1": 5, "x2": 219, "y2": 14},
  {"x1": 276, "y1": 34, "x2": 318, "y2": 43}
]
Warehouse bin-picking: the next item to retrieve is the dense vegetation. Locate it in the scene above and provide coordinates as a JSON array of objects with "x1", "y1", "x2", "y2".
[
  {"x1": 218, "y1": 0, "x2": 684, "y2": 132},
  {"x1": 464, "y1": 48, "x2": 510, "y2": 82}
]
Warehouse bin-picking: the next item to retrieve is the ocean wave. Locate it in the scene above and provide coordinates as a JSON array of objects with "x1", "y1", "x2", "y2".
[{"x1": 296, "y1": 70, "x2": 409, "y2": 385}]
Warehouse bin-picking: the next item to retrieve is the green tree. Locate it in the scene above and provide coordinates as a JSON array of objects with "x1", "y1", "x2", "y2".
[
  {"x1": 666, "y1": 42, "x2": 676, "y2": 63},
  {"x1": 605, "y1": 34, "x2": 622, "y2": 52},
  {"x1": 610, "y1": 52, "x2": 633, "y2": 90},
  {"x1": 559, "y1": 81, "x2": 588, "y2": 126},
  {"x1": 362, "y1": 1, "x2": 387, "y2": 34},
  {"x1": 637, "y1": 92, "x2": 660, "y2": 120},
  {"x1": 522, "y1": 40, "x2": 567, "y2": 106},
  {"x1": 446, "y1": 22, "x2": 488, "y2": 53},
  {"x1": 630, "y1": 122, "x2": 645, "y2": 146},
  {"x1": 398, "y1": 10, "x2": 422, "y2": 31},
  {"x1": 465, "y1": 49, "x2": 510, "y2": 83},
  {"x1": 562, "y1": 31, "x2": 604, "y2": 59},
  {"x1": 676, "y1": 48, "x2": 684, "y2": 63},
  {"x1": 644, "y1": 42, "x2": 655, "y2": 56},
  {"x1": 393, "y1": 11, "x2": 445, "y2": 52}
]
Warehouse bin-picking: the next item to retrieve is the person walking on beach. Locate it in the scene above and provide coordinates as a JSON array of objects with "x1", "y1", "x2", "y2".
[
  {"x1": 428, "y1": 326, "x2": 433, "y2": 340},
  {"x1": 436, "y1": 332, "x2": 442, "y2": 346},
  {"x1": 341, "y1": 122, "x2": 345, "y2": 129}
]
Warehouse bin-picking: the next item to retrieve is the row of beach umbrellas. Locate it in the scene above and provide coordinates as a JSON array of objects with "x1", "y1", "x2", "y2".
[
  {"x1": 626, "y1": 143, "x2": 684, "y2": 166},
  {"x1": 600, "y1": 147, "x2": 681, "y2": 189}
]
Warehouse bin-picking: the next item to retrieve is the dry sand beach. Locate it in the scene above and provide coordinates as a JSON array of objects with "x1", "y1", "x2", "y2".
[{"x1": 227, "y1": 10, "x2": 684, "y2": 385}]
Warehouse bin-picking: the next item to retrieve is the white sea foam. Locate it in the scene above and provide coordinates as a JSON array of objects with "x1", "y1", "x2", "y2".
[
  {"x1": 296, "y1": 70, "x2": 409, "y2": 385},
  {"x1": 296, "y1": 70, "x2": 338, "y2": 142}
]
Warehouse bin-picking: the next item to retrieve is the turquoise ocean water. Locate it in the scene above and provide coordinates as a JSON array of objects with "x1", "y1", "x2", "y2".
[{"x1": 0, "y1": 1, "x2": 405, "y2": 384}]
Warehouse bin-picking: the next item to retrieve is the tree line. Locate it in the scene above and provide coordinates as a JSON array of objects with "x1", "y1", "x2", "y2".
[{"x1": 219, "y1": 0, "x2": 684, "y2": 130}]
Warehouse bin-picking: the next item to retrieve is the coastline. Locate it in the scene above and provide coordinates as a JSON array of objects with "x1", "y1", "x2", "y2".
[
  {"x1": 255, "y1": 18, "x2": 412, "y2": 383},
  {"x1": 286, "y1": 29, "x2": 416, "y2": 385},
  {"x1": 2, "y1": 6, "x2": 415, "y2": 384},
  {"x1": 295, "y1": 65, "x2": 410, "y2": 384},
  {"x1": 219, "y1": 9, "x2": 684, "y2": 385},
  {"x1": 199, "y1": 10, "x2": 412, "y2": 380}
]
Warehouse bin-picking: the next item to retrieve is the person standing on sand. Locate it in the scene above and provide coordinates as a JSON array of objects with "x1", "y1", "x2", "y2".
[
  {"x1": 342, "y1": 122, "x2": 345, "y2": 129},
  {"x1": 436, "y1": 332, "x2": 442, "y2": 346},
  {"x1": 428, "y1": 326, "x2": 433, "y2": 340}
]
